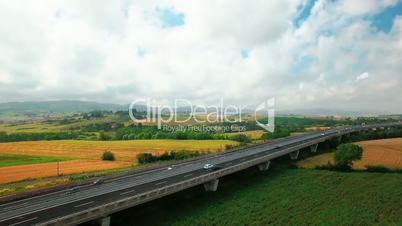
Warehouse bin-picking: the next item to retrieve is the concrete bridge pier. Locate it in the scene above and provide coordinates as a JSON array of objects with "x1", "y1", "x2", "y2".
[
  {"x1": 289, "y1": 150, "x2": 300, "y2": 160},
  {"x1": 257, "y1": 161, "x2": 270, "y2": 171},
  {"x1": 336, "y1": 136, "x2": 342, "y2": 143},
  {"x1": 97, "y1": 216, "x2": 111, "y2": 226},
  {"x1": 203, "y1": 179, "x2": 219, "y2": 192},
  {"x1": 310, "y1": 144, "x2": 318, "y2": 153}
]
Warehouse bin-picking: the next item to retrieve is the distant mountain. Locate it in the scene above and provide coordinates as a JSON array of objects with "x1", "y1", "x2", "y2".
[
  {"x1": 277, "y1": 108, "x2": 391, "y2": 117},
  {"x1": 0, "y1": 100, "x2": 395, "y2": 116},
  {"x1": 0, "y1": 100, "x2": 131, "y2": 115}
]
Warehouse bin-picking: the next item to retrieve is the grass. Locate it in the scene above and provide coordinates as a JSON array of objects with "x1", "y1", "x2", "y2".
[
  {"x1": 0, "y1": 121, "x2": 63, "y2": 133},
  {"x1": 224, "y1": 130, "x2": 265, "y2": 140},
  {"x1": 0, "y1": 167, "x2": 133, "y2": 197},
  {"x1": 0, "y1": 115, "x2": 123, "y2": 133},
  {"x1": 297, "y1": 152, "x2": 334, "y2": 168},
  {"x1": 0, "y1": 154, "x2": 72, "y2": 167},
  {"x1": 0, "y1": 178, "x2": 70, "y2": 197},
  {"x1": 110, "y1": 164, "x2": 402, "y2": 226}
]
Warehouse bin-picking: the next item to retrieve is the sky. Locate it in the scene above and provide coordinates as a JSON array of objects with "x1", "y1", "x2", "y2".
[{"x1": 0, "y1": 0, "x2": 401, "y2": 113}]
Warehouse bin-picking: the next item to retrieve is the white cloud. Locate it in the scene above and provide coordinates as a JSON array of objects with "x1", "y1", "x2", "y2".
[
  {"x1": 0, "y1": 0, "x2": 401, "y2": 113},
  {"x1": 335, "y1": 0, "x2": 398, "y2": 16},
  {"x1": 356, "y1": 72, "x2": 369, "y2": 81}
]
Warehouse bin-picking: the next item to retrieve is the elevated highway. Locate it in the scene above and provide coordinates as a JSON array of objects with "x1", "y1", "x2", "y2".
[{"x1": 0, "y1": 122, "x2": 401, "y2": 226}]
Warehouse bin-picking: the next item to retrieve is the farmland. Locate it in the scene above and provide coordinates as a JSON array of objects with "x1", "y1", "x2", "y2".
[
  {"x1": 224, "y1": 130, "x2": 265, "y2": 140},
  {"x1": 0, "y1": 160, "x2": 129, "y2": 184},
  {"x1": 0, "y1": 140, "x2": 236, "y2": 161},
  {"x1": 111, "y1": 165, "x2": 402, "y2": 226},
  {"x1": 0, "y1": 140, "x2": 237, "y2": 184},
  {"x1": 297, "y1": 138, "x2": 402, "y2": 169}
]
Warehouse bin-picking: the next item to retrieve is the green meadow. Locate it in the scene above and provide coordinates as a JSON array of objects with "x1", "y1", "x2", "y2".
[
  {"x1": 0, "y1": 154, "x2": 72, "y2": 167},
  {"x1": 112, "y1": 163, "x2": 402, "y2": 226}
]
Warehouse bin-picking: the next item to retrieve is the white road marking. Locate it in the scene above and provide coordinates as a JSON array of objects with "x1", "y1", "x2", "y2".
[
  {"x1": 9, "y1": 217, "x2": 38, "y2": 226},
  {"x1": 2, "y1": 202, "x2": 29, "y2": 211},
  {"x1": 154, "y1": 181, "x2": 168, "y2": 186},
  {"x1": 120, "y1": 190, "x2": 136, "y2": 196},
  {"x1": 183, "y1": 173, "x2": 193, "y2": 178},
  {"x1": 73, "y1": 201, "x2": 94, "y2": 208}
]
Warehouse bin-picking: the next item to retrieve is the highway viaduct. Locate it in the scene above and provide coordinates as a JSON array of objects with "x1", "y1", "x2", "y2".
[{"x1": 0, "y1": 122, "x2": 401, "y2": 226}]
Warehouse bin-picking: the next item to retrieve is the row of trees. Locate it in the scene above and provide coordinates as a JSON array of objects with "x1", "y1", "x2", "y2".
[
  {"x1": 137, "y1": 150, "x2": 208, "y2": 164},
  {"x1": 100, "y1": 150, "x2": 210, "y2": 164},
  {"x1": 70, "y1": 122, "x2": 124, "y2": 132},
  {"x1": 0, "y1": 131, "x2": 82, "y2": 142},
  {"x1": 115, "y1": 127, "x2": 227, "y2": 141},
  {"x1": 344, "y1": 129, "x2": 402, "y2": 143}
]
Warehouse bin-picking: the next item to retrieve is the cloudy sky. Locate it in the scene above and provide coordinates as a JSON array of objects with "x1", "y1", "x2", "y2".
[{"x1": 0, "y1": 0, "x2": 401, "y2": 112}]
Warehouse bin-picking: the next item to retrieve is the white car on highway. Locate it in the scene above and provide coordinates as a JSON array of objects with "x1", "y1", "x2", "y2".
[
  {"x1": 203, "y1": 164, "x2": 214, "y2": 169},
  {"x1": 203, "y1": 164, "x2": 224, "y2": 170}
]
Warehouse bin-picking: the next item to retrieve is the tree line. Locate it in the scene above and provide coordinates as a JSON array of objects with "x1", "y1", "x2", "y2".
[
  {"x1": 137, "y1": 150, "x2": 208, "y2": 164},
  {"x1": 0, "y1": 131, "x2": 82, "y2": 142}
]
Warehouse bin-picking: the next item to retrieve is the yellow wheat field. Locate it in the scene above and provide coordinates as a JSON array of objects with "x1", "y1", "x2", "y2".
[
  {"x1": 0, "y1": 139, "x2": 237, "y2": 183},
  {"x1": 297, "y1": 138, "x2": 402, "y2": 169}
]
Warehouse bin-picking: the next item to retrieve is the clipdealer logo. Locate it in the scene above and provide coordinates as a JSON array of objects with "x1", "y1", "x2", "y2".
[{"x1": 129, "y1": 98, "x2": 275, "y2": 132}]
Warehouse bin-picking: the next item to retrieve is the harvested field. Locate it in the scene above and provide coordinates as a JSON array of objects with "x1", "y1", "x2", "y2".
[
  {"x1": 297, "y1": 138, "x2": 402, "y2": 169},
  {"x1": 0, "y1": 160, "x2": 129, "y2": 184},
  {"x1": 224, "y1": 130, "x2": 265, "y2": 140},
  {"x1": 353, "y1": 138, "x2": 402, "y2": 169},
  {"x1": 0, "y1": 140, "x2": 236, "y2": 162}
]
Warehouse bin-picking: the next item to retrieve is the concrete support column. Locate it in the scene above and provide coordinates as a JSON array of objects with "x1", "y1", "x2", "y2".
[
  {"x1": 310, "y1": 144, "x2": 318, "y2": 153},
  {"x1": 289, "y1": 150, "x2": 300, "y2": 160},
  {"x1": 337, "y1": 136, "x2": 342, "y2": 143},
  {"x1": 257, "y1": 161, "x2": 270, "y2": 171},
  {"x1": 203, "y1": 179, "x2": 219, "y2": 192},
  {"x1": 98, "y1": 216, "x2": 111, "y2": 226}
]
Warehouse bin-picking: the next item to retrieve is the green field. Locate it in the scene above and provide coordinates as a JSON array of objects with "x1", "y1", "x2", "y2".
[
  {"x1": 0, "y1": 154, "x2": 72, "y2": 167},
  {"x1": 111, "y1": 164, "x2": 402, "y2": 226}
]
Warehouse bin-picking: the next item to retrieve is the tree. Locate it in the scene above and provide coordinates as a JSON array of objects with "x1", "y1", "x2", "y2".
[
  {"x1": 101, "y1": 151, "x2": 115, "y2": 161},
  {"x1": 333, "y1": 143, "x2": 363, "y2": 170},
  {"x1": 99, "y1": 131, "x2": 110, "y2": 141},
  {"x1": 229, "y1": 134, "x2": 251, "y2": 144},
  {"x1": 137, "y1": 153, "x2": 156, "y2": 164}
]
